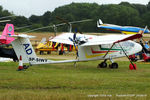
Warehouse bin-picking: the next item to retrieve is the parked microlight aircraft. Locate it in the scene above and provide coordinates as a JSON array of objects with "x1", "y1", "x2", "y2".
[
  {"x1": 11, "y1": 30, "x2": 142, "y2": 69},
  {"x1": 0, "y1": 24, "x2": 14, "y2": 45},
  {"x1": 0, "y1": 24, "x2": 18, "y2": 61},
  {"x1": 97, "y1": 19, "x2": 150, "y2": 34}
]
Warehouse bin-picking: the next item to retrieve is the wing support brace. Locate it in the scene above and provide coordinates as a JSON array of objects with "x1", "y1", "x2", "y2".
[{"x1": 118, "y1": 43, "x2": 136, "y2": 69}]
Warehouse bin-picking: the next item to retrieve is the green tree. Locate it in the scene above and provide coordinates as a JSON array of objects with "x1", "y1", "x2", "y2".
[
  {"x1": 29, "y1": 15, "x2": 42, "y2": 24},
  {"x1": 41, "y1": 11, "x2": 52, "y2": 26},
  {"x1": 12, "y1": 16, "x2": 30, "y2": 27},
  {"x1": 142, "y1": 11, "x2": 150, "y2": 28}
]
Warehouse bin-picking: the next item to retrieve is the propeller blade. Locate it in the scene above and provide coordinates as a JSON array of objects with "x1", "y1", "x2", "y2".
[
  {"x1": 0, "y1": 15, "x2": 14, "y2": 20},
  {"x1": 73, "y1": 33, "x2": 76, "y2": 41},
  {"x1": 15, "y1": 25, "x2": 32, "y2": 30},
  {"x1": 56, "y1": 16, "x2": 70, "y2": 26},
  {"x1": 75, "y1": 28, "x2": 78, "y2": 33},
  {"x1": 68, "y1": 37, "x2": 77, "y2": 51},
  {"x1": 73, "y1": 42, "x2": 77, "y2": 51},
  {"x1": 23, "y1": 25, "x2": 54, "y2": 33},
  {"x1": 70, "y1": 19, "x2": 93, "y2": 24},
  {"x1": 69, "y1": 37, "x2": 73, "y2": 42},
  {"x1": 0, "y1": 19, "x2": 11, "y2": 23}
]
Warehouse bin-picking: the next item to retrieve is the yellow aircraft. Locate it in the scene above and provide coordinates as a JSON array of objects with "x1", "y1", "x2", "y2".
[{"x1": 36, "y1": 37, "x2": 77, "y2": 55}]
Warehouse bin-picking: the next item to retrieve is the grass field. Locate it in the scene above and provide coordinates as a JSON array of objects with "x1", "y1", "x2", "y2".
[{"x1": 0, "y1": 61, "x2": 150, "y2": 100}]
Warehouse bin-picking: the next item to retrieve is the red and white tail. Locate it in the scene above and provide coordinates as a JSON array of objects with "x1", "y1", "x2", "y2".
[{"x1": 0, "y1": 24, "x2": 15, "y2": 44}]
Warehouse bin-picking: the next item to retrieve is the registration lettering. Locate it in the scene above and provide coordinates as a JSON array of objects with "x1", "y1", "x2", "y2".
[
  {"x1": 29, "y1": 57, "x2": 48, "y2": 62},
  {"x1": 23, "y1": 44, "x2": 32, "y2": 55}
]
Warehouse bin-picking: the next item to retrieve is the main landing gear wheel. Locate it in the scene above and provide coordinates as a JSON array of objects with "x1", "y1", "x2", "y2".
[
  {"x1": 97, "y1": 62, "x2": 107, "y2": 68},
  {"x1": 23, "y1": 65, "x2": 29, "y2": 69},
  {"x1": 109, "y1": 63, "x2": 118, "y2": 69},
  {"x1": 40, "y1": 51, "x2": 44, "y2": 55},
  {"x1": 59, "y1": 50, "x2": 64, "y2": 55}
]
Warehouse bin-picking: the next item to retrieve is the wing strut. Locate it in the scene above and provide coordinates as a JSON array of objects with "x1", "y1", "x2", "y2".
[
  {"x1": 103, "y1": 43, "x2": 115, "y2": 58},
  {"x1": 118, "y1": 43, "x2": 136, "y2": 69}
]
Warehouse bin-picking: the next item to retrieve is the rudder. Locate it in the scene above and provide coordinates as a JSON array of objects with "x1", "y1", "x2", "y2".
[
  {"x1": 0, "y1": 24, "x2": 15, "y2": 44},
  {"x1": 11, "y1": 37, "x2": 37, "y2": 63}
]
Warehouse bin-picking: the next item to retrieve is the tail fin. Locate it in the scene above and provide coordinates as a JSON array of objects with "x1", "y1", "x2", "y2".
[
  {"x1": 11, "y1": 34, "x2": 52, "y2": 65},
  {"x1": 138, "y1": 26, "x2": 148, "y2": 35},
  {"x1": 11, "y1": 34, "x2": 37, "y2": 63},
  {"x1": 0, "y1": 24, "x2": 15, "y2": 44},
  {"x1": 97, "y1": 19, "x2": 103, "y2": 27}
]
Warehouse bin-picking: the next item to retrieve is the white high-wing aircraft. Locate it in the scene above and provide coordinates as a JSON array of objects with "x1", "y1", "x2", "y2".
[{"x1": 11, "y1": 31, "x2": 142, "y2": 69}]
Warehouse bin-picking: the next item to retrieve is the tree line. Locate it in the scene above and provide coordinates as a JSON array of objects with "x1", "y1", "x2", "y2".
[{"x1": 0, "y1": 1, "x2": 150, "y2": 33}]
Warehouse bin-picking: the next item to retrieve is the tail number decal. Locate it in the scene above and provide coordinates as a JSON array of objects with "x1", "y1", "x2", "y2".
[
  {"x1": 29, "y1": 57, "x2": 48, "y2": 62},
  {"x1": 23, "y1": 44, "x2": 32, "y2": 55}
]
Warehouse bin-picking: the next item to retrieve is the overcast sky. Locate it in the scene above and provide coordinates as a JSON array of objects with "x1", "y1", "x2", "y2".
[{"x1": 0, "y1": 0, "x2": 149, "y2": 18}]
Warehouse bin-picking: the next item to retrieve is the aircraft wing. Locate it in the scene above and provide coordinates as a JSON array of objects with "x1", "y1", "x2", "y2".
[
  {"x1": 80, "y1": 34, "x2": 133, "y2": 46},
  {"x1": 50, "y1": 32, "x2": 96, "y2": 45},
  {"x1": 49, "y1": 33, "x2": 74, "y2": 45},
  {"x1": 50, "y1": 33, "x2": 142, "y2": 46}
]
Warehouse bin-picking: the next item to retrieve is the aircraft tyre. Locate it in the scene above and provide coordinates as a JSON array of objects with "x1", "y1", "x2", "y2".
[
  {"x1": 97, "y1": 62, "x2": 107, "y2": 68},
  {"x1": 13, "y1": 58, "x2": 18, "y2": 62},
  {"x1": 109, "y1": 63, "x2": 118, "y2": 69},
  {"x1": 40, "y1": 51, "x2": 44, "y2": 55},
  {"x1": 23, "y1": 65, "x2": 29, "y2": 69},
  {"x1": 146, "y1": 59, "x2": 150, "y2": 62},
  {"x1": 47, "y1": 51, "x2": 51, "y2": 54},
  {"x1": 59, "y1": 50, "x2": 64, "y2": 55}
]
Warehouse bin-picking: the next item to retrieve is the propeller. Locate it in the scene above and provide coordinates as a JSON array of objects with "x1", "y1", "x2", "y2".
[
  {"x1": 0, "y1": 20, "x2": 11, "y2": 23},
  {"x1": 56, "y1": 16, "x2": 92, "y2": 33},
  {"x1": 0, "y1": 15, "x2": 14, "y2": 23},
  {"x1": 23, "y1": 18, "x2": 92, "y2": 35},
  {"x1": 68, "y1": 29, "x2": 83, "y2": 67},
  {"x1": 0, "y1": 15, "x2": 14, "y2": 20},
  {"x1": 15, "y1": 25, "x2": 32, "y2": 30},
  {"x1": 69, "y1": 33, "x2": 77, "y2": 51}
]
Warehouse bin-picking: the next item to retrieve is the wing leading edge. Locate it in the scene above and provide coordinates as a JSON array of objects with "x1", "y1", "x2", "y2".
[{"x1": 50, "y1": 33, "x2": 142, "y2": 47}]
